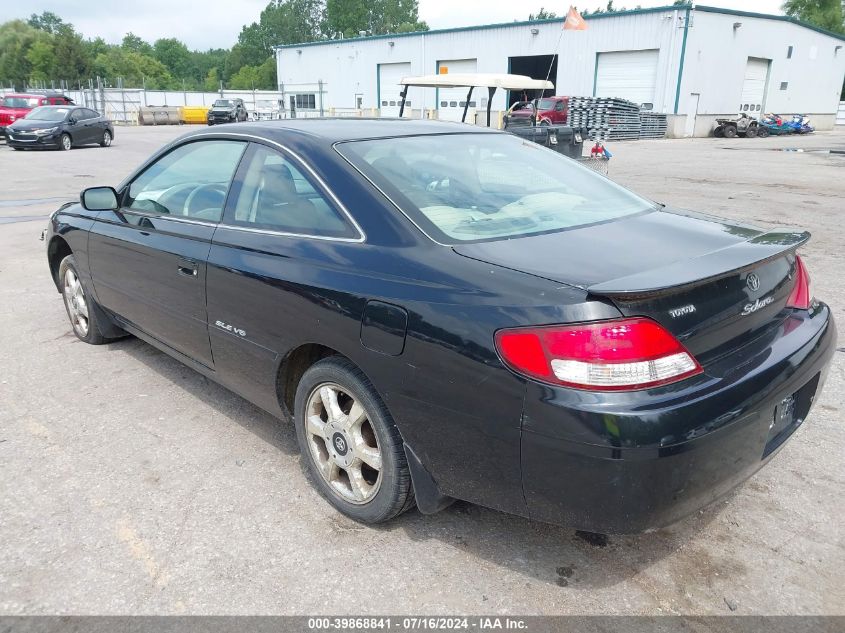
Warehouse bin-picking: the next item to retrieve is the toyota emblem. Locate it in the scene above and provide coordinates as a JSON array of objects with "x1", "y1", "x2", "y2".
[{"x1": 746, "y1": 273, "x2": 761, "y2": 292}]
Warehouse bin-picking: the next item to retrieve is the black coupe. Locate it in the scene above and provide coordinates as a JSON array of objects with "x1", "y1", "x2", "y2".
[
  {"x1": 43, "y1": 120, "x2": 835, "y2": 533},
  {"x1": 7, "y1": 105, "x2": 113, "y2": 151}
]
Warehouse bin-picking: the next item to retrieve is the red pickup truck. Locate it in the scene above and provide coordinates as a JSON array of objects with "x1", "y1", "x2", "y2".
[
  {"x1": 0, "y1": 92, "x2": 74, "y2": 137},
  {"x1": 504, "y1": 96, "x2": 569, "y2": 128}
]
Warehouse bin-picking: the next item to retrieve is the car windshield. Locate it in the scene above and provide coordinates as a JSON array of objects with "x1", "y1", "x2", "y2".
[
  {"x1": 537, "y1": 99, "x2": 556, "y2": 110},
  {"x1": 510, "y1": 102, "x2": 533, "y2": 112},
  {"x1": 214, "y1": 100, "x2": 233, "y2": 107},
  {"x1": 338, "y1": 133, "x2": 655, "y2": 243},
  {"x1": 25, "y1": 107, "x2": 70, "y2": 122},
  {"x1": 3, "y1": 97, "x2": 40, "y2": 108}
]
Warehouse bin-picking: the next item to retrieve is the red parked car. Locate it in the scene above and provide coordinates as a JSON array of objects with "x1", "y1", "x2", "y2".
[
  {"x1": 0, "y1": 91, "x2": 74, "y2": 138},
  {"x1": 504, "y1": 96, "x2": 569, "y2": 128}
]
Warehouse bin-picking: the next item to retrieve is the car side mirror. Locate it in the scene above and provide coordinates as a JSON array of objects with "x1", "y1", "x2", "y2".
[{"x1": 81, "y1": 186, "x2": 119, "y2": 211}]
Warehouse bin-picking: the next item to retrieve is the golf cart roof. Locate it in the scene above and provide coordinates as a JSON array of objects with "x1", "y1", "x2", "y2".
[{"x1": 399, "y1": 73, "x2": 554, "y2": 91}]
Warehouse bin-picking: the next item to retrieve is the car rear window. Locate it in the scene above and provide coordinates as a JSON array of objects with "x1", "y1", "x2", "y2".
[
  {"x1": 3, "y1": 97, "x2": 40, "y2": 108},
  {"x1": 337, "y1": 133, "x2": 654, "y2": 243}
]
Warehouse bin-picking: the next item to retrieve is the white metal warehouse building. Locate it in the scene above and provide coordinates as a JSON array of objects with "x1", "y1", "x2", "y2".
[{"x1": 274, "y1": 4, "x2": 845, "y2": 137}]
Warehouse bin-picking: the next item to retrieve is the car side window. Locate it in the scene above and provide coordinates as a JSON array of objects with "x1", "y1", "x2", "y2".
[
  {"x1": 555, "y1": 101, "x2": 565, "y2": 112},
  {"x1": 228, "y1": 144, "x2": 357, "y2": 239},
  {"x1": 83, "y1": 108, "x2": 99, "y2": 119},
  {"x1": 126, "y1": 140, "x2": 247, "y2": 223}
]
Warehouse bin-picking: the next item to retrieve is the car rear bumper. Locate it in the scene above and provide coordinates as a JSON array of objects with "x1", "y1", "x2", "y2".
[{"x1": 520, "y1": 304, "x2": 836, "y2": 534}]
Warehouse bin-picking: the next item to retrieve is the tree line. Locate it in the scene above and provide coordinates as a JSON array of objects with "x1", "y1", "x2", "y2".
[{"x1": 0, "y1": 0, "x2": 427, "y2": 92}]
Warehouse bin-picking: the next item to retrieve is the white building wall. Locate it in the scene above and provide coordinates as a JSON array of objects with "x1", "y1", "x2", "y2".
[{"x1": 678, "y1": 9, "x2": 845, "y2": 133}]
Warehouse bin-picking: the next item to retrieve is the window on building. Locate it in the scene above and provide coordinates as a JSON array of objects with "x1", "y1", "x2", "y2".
[
  {"x1": 787, "y1": 45, "x2": 793, "y2": 59},
  {"x1": 780, "y1": 82, "x2": 789, "y2": 91},
  {"x1": 294, "y1": 94, "x2": 316, "y2": 110}
]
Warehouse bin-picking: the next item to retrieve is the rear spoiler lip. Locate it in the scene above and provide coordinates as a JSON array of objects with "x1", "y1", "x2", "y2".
[{"x1": 587, "y1": 228, "x2": 810, "y2": 297}]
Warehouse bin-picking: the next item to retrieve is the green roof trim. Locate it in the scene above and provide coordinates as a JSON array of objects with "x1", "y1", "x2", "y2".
[{"x1": 274, "y1": 4, "x2": 845, "y2": 50}]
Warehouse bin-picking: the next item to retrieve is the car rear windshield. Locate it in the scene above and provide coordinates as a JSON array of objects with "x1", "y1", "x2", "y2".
[
  {"x1": 337, "y1": 133, "x2": 655, "y2": 243},
  {"x1": 3, "y1": 97, "x2": 40, "y2": 108},
  {"x1": 26, "y1": 107, "x2": 70, "y2": 121}
]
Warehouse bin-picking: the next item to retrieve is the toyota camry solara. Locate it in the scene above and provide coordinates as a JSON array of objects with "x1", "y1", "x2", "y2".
[{"x1": 44, "y1": 120, "x2": 835, "y2": 533}]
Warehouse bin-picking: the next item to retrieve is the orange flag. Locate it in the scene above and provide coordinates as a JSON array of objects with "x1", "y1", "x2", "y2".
[{"x1": 563, "y1": 6, "x2": 588, "y2": 30}]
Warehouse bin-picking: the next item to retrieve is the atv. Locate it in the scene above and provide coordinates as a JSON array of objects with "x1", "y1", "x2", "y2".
[{"x1": 713, "y1": 113, "x2": 760, "y2": 138}]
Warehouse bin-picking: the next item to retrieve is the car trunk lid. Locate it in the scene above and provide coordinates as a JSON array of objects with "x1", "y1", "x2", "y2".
[{"x1": 452, "y1": 210, "x2": 807, "y2": 361}]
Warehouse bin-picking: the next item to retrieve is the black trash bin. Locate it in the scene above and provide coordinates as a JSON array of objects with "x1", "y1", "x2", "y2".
[{"x1": 507, "y1": 125, "x2": 586, "y2": 159}]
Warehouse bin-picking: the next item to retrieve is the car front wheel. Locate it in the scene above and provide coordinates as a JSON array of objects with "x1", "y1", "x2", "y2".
[
  {"x1": 59, "y1": 255, "x2": 112, "y2": 344},
  {"x1": 294, "y1": 356, "x2": 415, "y2": 523}
]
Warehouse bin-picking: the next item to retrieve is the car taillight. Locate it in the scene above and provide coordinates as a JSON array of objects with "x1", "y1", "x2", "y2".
[
  {"x1": 494, "y1": 317, "x2": 702, "y2": 391},
  {"x1": 786, "y1": 254, "x2": 813, "y2": 310}
]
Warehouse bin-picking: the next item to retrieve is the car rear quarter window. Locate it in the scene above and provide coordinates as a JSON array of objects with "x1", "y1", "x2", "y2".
[
  {"x1": 126, "y1": 140, "x2": 247, "y2": 223},
  {"x1": 225, "y1": 144, "x2": 357, "y2": 239},
  {"x1": 337, "y1": 133, "x2": 654, "y2": 244}
]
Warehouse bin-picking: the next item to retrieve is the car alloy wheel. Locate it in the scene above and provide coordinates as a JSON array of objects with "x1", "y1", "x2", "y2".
[
  {"x1": 60, "y1": 134, "x2": 72, "y2": 151},
  {"x1": 304, "y1": 382, "x2": 382, "y2": 504},
  {"x1": 63, "y1": 267, "x2": 89, "y2": 337},
  {"x1": 101, "y1": 131, "x2": 112, "y2": 147}
]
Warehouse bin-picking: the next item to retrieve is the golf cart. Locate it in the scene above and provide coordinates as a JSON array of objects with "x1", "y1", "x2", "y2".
[{"x1": 395, "y1": 73, "x2": 586, "y2": 160}]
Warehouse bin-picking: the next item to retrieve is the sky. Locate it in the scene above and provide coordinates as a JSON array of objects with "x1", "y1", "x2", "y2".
[{"x1": 9, "y1": 0, "x2": 787, "y2": 50}]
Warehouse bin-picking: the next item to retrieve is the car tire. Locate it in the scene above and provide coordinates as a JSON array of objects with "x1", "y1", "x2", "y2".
[
  {"x1": 58, "y1": 133, "x2": 72, "y2": 151},
  {"x1": 100, "y1": 130, "x2": 112, "y2": 147},
  {"x1": 723, "y1": 125, "x2": 737, "y2": 139},
  {"x1": 294, "y1": 356, "x2": 415, "y2": 524},
  {"x1": 12, "y1": 147, "x2": 23, "y2": 151},
  {"x1": 58, "y1": 255, "x2": 113, "y2": 345}
]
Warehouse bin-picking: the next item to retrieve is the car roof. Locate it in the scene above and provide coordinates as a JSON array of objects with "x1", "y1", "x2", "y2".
[{"x1": 188, "y1": 118, "x2": 499, "y2": 144}]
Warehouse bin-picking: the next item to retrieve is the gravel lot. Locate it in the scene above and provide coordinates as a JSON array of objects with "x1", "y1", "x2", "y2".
[{"x1": 0, "y1": 125, "x2": 843, "y2": 616}]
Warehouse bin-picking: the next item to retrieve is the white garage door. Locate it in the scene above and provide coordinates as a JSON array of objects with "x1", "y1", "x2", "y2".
[
  {"x1": 739, "y1": 57, "x2": 770, "y2": 115},
  {"x1": 437, "y1": 59, "x2": 478, "y2": 122},
  {"x1": 379, "y1": 62, "x2": 411, "y2": 117},
  {"x1": 595, "y1": 50, "x2": 659, "y2": 107}
]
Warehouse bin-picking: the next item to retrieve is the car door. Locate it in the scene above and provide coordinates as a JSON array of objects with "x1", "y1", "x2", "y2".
[
  {"x1": 553, "y1": 100, "x2": 566, "y2": 123},
  {"x1": 206, "y1": 142, "x2": 363, "y2": 412},
  {"x1": 88, "y1": 138, "x2": 248, "y2": 367},
  {"x1": 82, "y1": 108, "x2": 104, "y2": 142}
]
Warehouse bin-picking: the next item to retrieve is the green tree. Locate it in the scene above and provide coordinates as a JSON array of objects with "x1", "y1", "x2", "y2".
[
  {"x1": 27, "y1": 11, "x2": 66, "y2": 35},
  {"x1": 25, "y1": 33, "x2": 55, "y2": 82},
  {"x1": 92, "y1": 48, "x2": 173, "y2": 88},
  {"x1": 204, "y1": 67, "x2": 221, "y2": 91},
  {"x1": 782, "y1": 0, "x2": 844, "y2": 33},
  {"x1": 325, "y1": 0, "x2": 427, "y2": 38},
  {"x1": 0, "y1": 20, "x2": 39, "y2": 89},
  {"x1": 53, "y1": 25, "x2": 91, "y2": 82},
  {"x1": 529, "y1": 8, "x2": 558, "y2": 20},
  {"x1": 153, "y1": 37, "x2": 195, "y2": 80},
  {"x1": 121, "y1": 32, "x2": 153, "y2": 56}
]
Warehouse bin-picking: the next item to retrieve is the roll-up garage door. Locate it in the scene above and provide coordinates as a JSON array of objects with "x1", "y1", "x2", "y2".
[
  {"x1": 437, "y1": 58, "x2": 478, "y2": 122},
  {"x1": 739, "y1": 57, "x2": 770, "y2": 115},
  {"x1": 595, "y1": 50, "x2": 659, "y2": 107},
  {"x1": 379, "y1": 62, "x2": 411, "y2": 117}
]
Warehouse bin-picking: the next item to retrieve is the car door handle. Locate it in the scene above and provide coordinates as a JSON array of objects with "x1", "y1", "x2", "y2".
[{"x1": 177, "y1": 260, "x2": 198, "y2": 277}]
